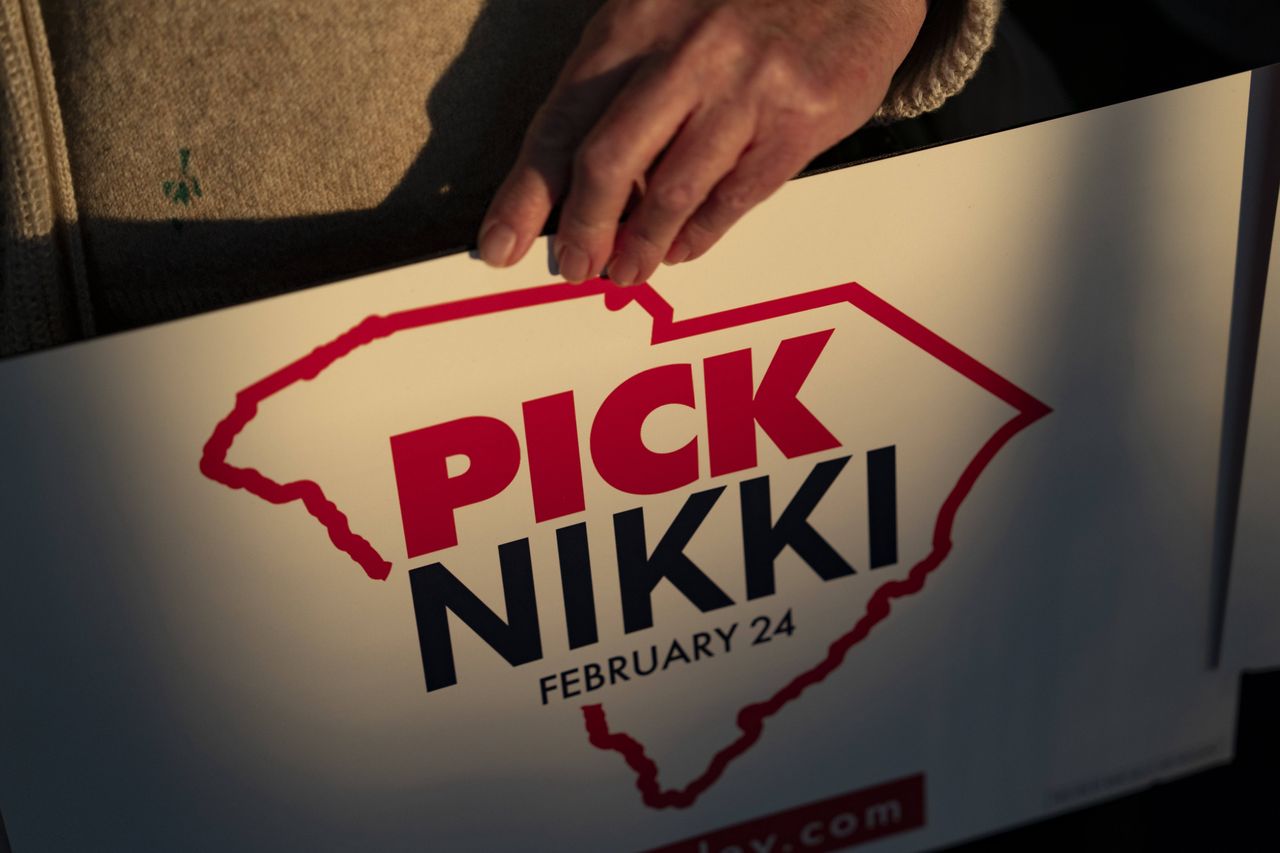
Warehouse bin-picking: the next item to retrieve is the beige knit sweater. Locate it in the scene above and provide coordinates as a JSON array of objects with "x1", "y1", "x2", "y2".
[{"x1": 1, "y1": 0, "x2": 1001, "y2": 356}]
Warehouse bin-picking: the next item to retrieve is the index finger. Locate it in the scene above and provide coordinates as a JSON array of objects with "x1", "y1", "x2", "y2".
[
  {"x1": 477, "y1": 52, "x2": 643, "y2": 270},
  {"x1": 553, "y1": 56, "x2": 700, "y2": 282}
]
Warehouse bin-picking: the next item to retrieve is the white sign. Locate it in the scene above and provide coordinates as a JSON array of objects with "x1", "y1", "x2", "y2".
[{"x1": 0, "y1": 72, "x2": 1251, "y2": 851}]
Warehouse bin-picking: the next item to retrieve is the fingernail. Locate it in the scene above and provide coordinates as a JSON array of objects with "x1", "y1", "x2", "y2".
[
  {"x1": 608, "y1": 255, "x2": 640, "y2": 287},
  {"x1": 478, "y1": 222, "x2": 517, "y2": 267},
  {"x1": 559, "y1": 244, "x2": 591, "y2": 282},
  {"x1": 663, "y1": 240, "x2": 691, "y2": 266}
]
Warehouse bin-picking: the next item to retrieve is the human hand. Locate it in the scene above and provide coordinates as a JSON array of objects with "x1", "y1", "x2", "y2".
[{"x1": 476, "y1": 0, "x2": 926, "y2": 285}]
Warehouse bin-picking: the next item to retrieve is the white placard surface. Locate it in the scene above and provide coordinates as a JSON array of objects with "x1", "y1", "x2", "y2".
[{"x1": 0, "y1": 74, "x2": 1251, "y2": 852}]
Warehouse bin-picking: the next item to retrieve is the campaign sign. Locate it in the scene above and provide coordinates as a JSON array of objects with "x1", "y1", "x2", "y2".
[
  {"x1": 0, "y1": 73, "x2": 1251, "y2": 851},
  {"x1": 201, "y1": 273, "x2": 1044, "y2": 802}
]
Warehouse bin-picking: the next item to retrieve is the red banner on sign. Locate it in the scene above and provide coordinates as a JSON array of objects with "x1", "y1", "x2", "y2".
[{"x1": 648, "y1": 774, "x2": 925, "y2": 852}]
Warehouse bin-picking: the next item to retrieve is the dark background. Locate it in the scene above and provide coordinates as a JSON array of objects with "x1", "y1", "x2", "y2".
[{"x1": 814, "y1": 0, "x2": 1280, "y2": 168}]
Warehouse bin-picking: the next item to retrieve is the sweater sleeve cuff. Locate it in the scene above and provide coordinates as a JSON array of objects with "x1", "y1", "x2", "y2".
[{"x1": 874, "y1": 0, "x2": 1003, "y2": 122}]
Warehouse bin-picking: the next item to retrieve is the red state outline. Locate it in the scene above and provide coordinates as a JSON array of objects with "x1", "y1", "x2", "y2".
[{"x1": 199, "y1": 276, "x2": 1050, "y2": 810}]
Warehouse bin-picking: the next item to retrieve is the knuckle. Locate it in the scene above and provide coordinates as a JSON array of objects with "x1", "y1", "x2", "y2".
[
  {"x1": 686, "y1": 210, "x2": 726, "y2": 248},
  {"x1": 711, "y1": 179, "x2": 757, "y2": 214},
  {"x1": 750, "y1": 45, "x2": 802, "y2": 89},
  {"x1": 680, "y1": 9, "x2": 751, "y2": 77},
  {"x1": 796, "y1": 87, "x2": 842, "y2": 124},
  {"x1": 782, "y1": 77, "x2": 843, "y2": 127},
  {"x1": 684, "y1": 211, "x2": 717, "y2": 239},
  {"x1": 703, "y1": 9, "x2": 751, "y2": 51},
  {"x1": 575, "y1": 143, "x2": 623, "y2": 187},
  {"x1": 680, "y1": 218, "x2": 721, "y2": 259},
  {"x1": 623, "y1": 226, "x2": 664, "y2": 257},
  {"x1": 490, "y1": 189, "x2": 531, "y2": 226},
  {"x1": 751, "y1": 57, "x2": 839, "y2": 125},
  {"x1": 529, "y1": 101, "x2": 581, "y2": 156},
  {"x1": 650, "y1": 179, "x2": 699, "y2": 215},
  {"x1": 559, "y1": 207, "x2": 607, "y2": 243}
]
